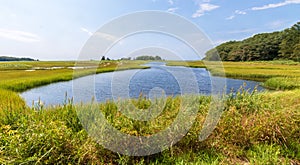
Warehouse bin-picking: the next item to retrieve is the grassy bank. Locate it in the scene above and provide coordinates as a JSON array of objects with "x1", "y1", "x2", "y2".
[
  {"x1": 0, "y1": 60, "x2": 300, "y2": 164},
  {"x1": 168, "y1": 60, "x2": 300, "y2": 90},
  {"x1": 0, "y1": 60, "x2": 148, "y2": 92},
  {"x1": 0, "y1": 88, "x2": 299, "y2": 164}
]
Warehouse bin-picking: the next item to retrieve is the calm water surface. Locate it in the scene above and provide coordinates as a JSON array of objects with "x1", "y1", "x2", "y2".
[{"x1": 21, "y1": 62, "x2": 265, "y2": 106}]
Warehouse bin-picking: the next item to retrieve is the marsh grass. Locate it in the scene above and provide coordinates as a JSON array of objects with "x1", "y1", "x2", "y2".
[
  {"x1": 263, "y1": 77, "x2": 300, "y2": 90},
  {"x1": 0, "y1": 60, "x2": 300, "y2": 164},
  {"x1": 0, "y1": 60, "x2": 148, "y2": 92},
  {"x1": 168, "y1": 60, "x2": 300, "y2": 89},
  {"x1": 0, "y1": 89, "x2": 29, "y2": 127},
  {"x1": 1, "y1": 87, "x2": 300, "y2": 164}
]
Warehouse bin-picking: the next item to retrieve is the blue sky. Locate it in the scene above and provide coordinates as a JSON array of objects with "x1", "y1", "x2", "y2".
[{"x1": 0, "y1": 0, "x2": 299, "y2": 60}]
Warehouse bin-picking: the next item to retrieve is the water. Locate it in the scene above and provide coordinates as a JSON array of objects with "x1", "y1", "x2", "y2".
[{"x1": 21, "y1": 62, "x2": 265, "y2": 106}]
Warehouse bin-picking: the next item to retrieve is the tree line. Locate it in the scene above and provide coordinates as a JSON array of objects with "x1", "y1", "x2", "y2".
[
  {"x1": 100, "y1": 55, "x2": 163, "y2": 61},
  {"x1": 205, "y1": 22, "x2": 300, "y2": 61},
  {"x1": 0, "y1": 56, "x2": 36, "y2": 61},
  {"x1": 134, "y1": 55, "x2": 162, "y2": 61}
]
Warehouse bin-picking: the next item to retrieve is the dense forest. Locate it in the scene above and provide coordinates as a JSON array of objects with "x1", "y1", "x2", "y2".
[
  {"x1": 205, "y1": 22, "x2": 300, "y2": 61},
  {"x1": 0, "y1": 56, "x2": 36, "y2": 61}
]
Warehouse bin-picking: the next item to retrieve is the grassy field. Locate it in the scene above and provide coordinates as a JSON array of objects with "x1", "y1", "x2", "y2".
[
  {"x1": 168, "y1": 60, "x2": 300, "y2": 90},
  {"x1": 0, "y1": 60, "x2": 148, "y2": 92},
  {"x1": 0, "y1": 60, "x2": 300, "y2": 164}
]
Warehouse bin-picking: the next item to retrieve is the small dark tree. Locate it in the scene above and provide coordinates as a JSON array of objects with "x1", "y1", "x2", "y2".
[
  {"x1": 101, "y1": 56, "x2": 106, "y2": 61},
  {"x1": 155, "y1": 56, "x2": 162, "y2": 60}
]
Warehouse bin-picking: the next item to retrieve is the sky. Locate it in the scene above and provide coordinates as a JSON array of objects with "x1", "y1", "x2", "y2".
[{"x1": 0, "y1": 0, "x2": 299, "y2": 60}]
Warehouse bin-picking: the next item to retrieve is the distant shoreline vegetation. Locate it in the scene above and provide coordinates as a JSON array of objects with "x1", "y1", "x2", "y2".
[
  {"x1": 118, "y1": 55, "x2": 163, "y2": 61},
  {"x1": 0, "y1": 56, "x2": 37, "y2": 61},
  {"x1": 134, "y1": 55, "x2": 162, "y2": 61},
  {"x1": 205, "y1": 22, "x2": 300, "y2": 62}
]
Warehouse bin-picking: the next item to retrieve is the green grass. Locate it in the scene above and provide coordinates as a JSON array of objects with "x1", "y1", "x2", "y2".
[
  {"x1": 0, "y1": 87, "x2": 299, "y2": 164},
  {"x1": 0, "y1": 60, "x2": 148, "y2": 92},
  {"x1": 167, "y1": 60, "x2": 206, "y2": 68},
  {"x1": 168, "y1": 60, "x2": 300, "y2": 89},
  {"x1": 0, "y1": 60, "x2": 300, "y2": 164},
  {"x1": 263, "y1": 77, "x2": 300, "y2": 90}
]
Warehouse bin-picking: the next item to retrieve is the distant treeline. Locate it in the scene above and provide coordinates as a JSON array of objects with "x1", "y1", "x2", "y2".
[
  {"x1": 119, "y1": 55, "x2": 163, "y2": 61},
  {"x1": 0, "y1": 56, "x2": 36, "y2": 61},
  {"x1": 135, "y1": 55, "x2": 162, "y2": 60},
  {"x1": 205, "y1": 22, "x2": 300, "y2": 61}
]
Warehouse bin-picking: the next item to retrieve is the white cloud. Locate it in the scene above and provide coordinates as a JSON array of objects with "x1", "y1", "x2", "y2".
[
  {"x1": 167, "y1": 7, "x2": 178, "y2": 13},
  {"x1": 226, "y1": 10, "x2": 247, "y2": 20},
  {"x1": 235, "y1": 10, "x2": 246, "y2": 15},
  {"x1": 80, "y1": 27, "x2": 93, "y2": 36},
  {"x1": 0, "y1": 28, "x2": 40, "y2": 43},
  {"x1": 168, "y1": 0, "x2": 174, "y2": 5},
  {"x1": 226, "y1": 15, "x2": 235, "y2": 20},
  {"x1": 192, "y1": 3, "x2": 220, "y2": 18},
  {"x1": 252, "y1": 0, "x2": 300, "y2": 10},
  {"x1": 252, "y1": 2, "x2": 288, "y2": 10}
]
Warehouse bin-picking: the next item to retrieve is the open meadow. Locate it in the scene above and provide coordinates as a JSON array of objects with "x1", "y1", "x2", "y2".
[{"x1": 0, "y1": 60, "x2": 299, "y2": 164}]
